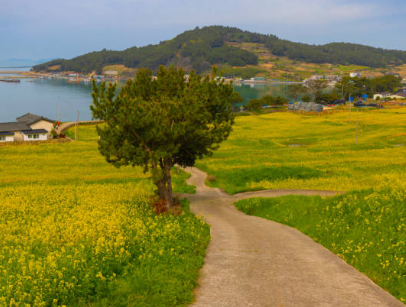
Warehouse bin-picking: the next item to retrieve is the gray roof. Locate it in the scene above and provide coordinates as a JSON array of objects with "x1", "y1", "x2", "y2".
[
  {"x1": 21, "y1": 129, "x2": 48, "y2": 134},
  {"x1": 0, "y1": 122, "x2": 31, "y2": 133},
  {"x1": 17, "y1": 113, "x2": 55, "y2": 125}
]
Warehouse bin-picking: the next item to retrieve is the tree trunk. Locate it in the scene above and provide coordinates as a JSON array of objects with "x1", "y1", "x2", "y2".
[{"x1": 154, "y1": 159, "x2": 173, "y2": 210}]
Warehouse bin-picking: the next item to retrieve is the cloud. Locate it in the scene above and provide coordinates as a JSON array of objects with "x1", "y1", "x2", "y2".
[{"x1": 0, "y1": 0, "x2": 392, "y2": 28}]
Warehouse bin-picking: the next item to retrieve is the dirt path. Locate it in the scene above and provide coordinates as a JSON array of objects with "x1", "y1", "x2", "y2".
[
  {"x1": 183, "y1": 167, "x2": 403, "y2": 307},
  {"x1": 56, "y1": 120, "x2": 103, "y2": 134}
]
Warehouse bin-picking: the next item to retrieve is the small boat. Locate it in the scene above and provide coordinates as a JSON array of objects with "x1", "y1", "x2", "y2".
[{"x1": 0, "y1": 79, "x2": 20, "y2": 83}]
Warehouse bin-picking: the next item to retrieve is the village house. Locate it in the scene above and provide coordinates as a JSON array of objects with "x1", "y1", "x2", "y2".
[
  {"x1": 0, "y1": 113, "x2": 55, "y2": 142},
  {"x1": 388, "y1": 92, "x2": 406, "y2": 99},
  {"x1": 350, "y1": 72, "x2": 362, "y2": 78},
  {"x1": 373, "y1": 92, "x2": 392, "y2": 100},
  {"x1": 373, "y1": 92, "x2": 406, "y2": 100}
]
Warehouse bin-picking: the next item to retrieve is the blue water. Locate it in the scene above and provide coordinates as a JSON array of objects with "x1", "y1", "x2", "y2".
[
  {"x1": 0, "y1": 73, "x2": 289, "y2": 122},
  {"x1": 0, "y1": 76, "x2": 95, "y2": 122}
]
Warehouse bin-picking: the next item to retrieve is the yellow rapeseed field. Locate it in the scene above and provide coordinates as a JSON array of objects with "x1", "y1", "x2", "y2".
[
  {"x1": 0, "y1": 125, "x2": 209, "y2": 307},
  {"x1": 198, "y1": 108, "x2": 406, "y2": 193}
]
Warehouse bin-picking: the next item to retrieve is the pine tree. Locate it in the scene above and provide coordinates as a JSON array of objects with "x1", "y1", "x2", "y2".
[{"x1": 91, "y1": 66, "x2": 234, "y2": 209}]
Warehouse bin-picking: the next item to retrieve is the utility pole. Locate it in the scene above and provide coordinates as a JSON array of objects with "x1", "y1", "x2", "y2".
[
  {"x1": 349, "y1": 99, "x2": 352, "y2": 124},
  {"x1": 58, "y1": 105, "x2": 61, "y2": 123},
  {"x1": 356, "y1": 109, "x2": 359, "y2": 144}
]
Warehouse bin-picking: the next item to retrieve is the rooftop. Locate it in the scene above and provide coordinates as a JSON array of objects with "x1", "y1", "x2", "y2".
[
  {"x1": 21, "y1": 129, "x2": 49, "y2": 134},
  {"x1": 0, "y1": 122, "x2": 31, "y2": 133},
  {"x1": 17, "y1": 113, "x2": 55, "y2": 125}
]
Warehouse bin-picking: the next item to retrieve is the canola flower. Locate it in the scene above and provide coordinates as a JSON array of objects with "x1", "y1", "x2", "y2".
[
  {"x1": 0, "y1": 125, "x2": 208, "y2": 306},
  {"x1": 0, "y1": 183, "x2": 209, "y2": 306},
  {"x1": 197, "y1": 108, "x2": 406, "y2": 193}
]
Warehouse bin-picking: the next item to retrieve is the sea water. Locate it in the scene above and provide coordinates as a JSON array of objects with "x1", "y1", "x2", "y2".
[{"x1": 0, "y1": 74, "x2": 290, "y2": 122}]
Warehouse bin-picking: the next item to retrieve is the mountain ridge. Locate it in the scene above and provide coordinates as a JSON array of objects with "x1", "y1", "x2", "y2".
[{"x1": 32, "y1": 26, "x2": 406, "y2": 75}]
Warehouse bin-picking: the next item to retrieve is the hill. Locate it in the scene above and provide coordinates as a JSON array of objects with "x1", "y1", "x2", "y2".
[{"x1": 33, "y1": 26, "x2": 406, "y2": 75}]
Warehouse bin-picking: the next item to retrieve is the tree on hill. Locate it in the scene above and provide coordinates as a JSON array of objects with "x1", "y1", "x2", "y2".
[
  {"x1": 304, "y1": 79, "x2": 328, "y2": 101},
  {"x1": 230, "y1": 91, "x2": 245, "y2": 105},
  {"x1": 302, "y1": 94, "x2": 312, "y2": 102},
  {"x1": 286, "y1": 84, "x2": 307, "y2": 102},
  {"x1": 246, "y1": 98, "x2": 263, "y2": 111},
  {"x1": 90, "y1": 66, "x2": 234, "y2": 209},
  {"x1": 334, "y1": 75, "x2": 402, "y2": 100},
  {"x1": 260, "y1": 94, "x2": 275, "y2": 105},
  {"x1": 274, "y1": 95, "x2": 288, "y2": 106},
  {"x1": 335, "y1": 76, "x2": 355, "y2": 100}
]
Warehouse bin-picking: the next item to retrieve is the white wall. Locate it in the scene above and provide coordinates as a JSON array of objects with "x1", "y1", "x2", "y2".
[
  {"x1": 30, "y1": 120, "x2": 54, "y2": 133},
  {"x1": 0, "y1": 135, "x2": 14, "y2": 142},
  {"x1": 23, "y1": 133, "x2": 48, "y2": 141}
]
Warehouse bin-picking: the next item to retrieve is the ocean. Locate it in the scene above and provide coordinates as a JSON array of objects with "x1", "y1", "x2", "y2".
[{"x1": 0, "y1": 72, "x2": 290, "y2": 122}]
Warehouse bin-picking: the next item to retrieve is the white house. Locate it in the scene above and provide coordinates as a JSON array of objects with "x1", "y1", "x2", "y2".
[
  {"x1": 0, "y1": 113, "x2": 55, "y2": 142},
  {"x1": 373, "y1": 92, "x2": 391, "y2": 100},
  {"x1": 0, "y1": 132, "x2": 14, "y2": 142},
  {"x1": 17, "y1": 113, "x2": 55, "y2": 133},
  {"x1": 373, "y1": 92, "x2": 406, "y2": 100},
  {"x1": 22, "y1": 129, "x2": 49, "y2": 141}
]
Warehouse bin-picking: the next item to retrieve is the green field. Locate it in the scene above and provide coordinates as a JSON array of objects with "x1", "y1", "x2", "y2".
[
  {"x1": 235, "y1": 191, "x2": 406, "y2": 303},
  {"x1": 0, "y1": 125, "x2": 208, "y2": 307},
  {"x1": 195, "y1": 108, "x2": 406, "y2": 303}
]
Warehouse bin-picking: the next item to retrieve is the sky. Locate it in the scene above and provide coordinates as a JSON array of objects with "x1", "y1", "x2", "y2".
[{"x1": 1, "y1": 0, "x2": 406, "y2": 62}]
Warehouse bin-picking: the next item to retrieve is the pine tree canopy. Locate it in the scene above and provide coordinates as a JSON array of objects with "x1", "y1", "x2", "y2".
[{"x1": 90, "y1": 65, "x2": 234, "y2": 208}]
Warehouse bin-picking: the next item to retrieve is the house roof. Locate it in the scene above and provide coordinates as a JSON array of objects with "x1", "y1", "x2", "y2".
[
  {"x1": 16, "y1": 113, "x2": 55, "y2": 125},
  {"x1": 21, "y1": 129, "x2": 49, "y2": 134},
  {"x1": 0, "y1": 122, "x2": 31, "y2": 133},
  {"x1": 0, "y1": 132, "x2": 14, "y2": 136}
]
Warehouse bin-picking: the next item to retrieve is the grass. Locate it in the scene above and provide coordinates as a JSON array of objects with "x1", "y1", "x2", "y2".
[
  {"x1": 207, "y1": 165, "x2": 323, "y2": 194},
  {"x1": 234, "y1": 190, "x2": 406, "y2": 303},
  {"x1": 0, "y1": 125, "x2": 207, "y2": 307}
]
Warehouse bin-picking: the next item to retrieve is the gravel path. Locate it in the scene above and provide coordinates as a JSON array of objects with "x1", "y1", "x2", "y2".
[{"x1": 183, "y1": 167, "x2": 404, "y2": 307}]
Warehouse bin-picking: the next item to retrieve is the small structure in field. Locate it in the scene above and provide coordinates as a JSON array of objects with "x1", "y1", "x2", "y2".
[{"x1": 288, "y1": 102, "x2": 323, "y2": 112}]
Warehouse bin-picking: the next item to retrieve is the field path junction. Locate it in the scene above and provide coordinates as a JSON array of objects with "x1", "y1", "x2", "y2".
[{"x1": 183, "y1": 167, "x2": 404, "y2": 307}]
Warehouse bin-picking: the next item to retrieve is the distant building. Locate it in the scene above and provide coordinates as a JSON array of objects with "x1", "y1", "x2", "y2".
[
  {"x1": 373, "y1": 92, "x2": 391, "y2": 100},
  {"x1": 350, "y1": 72, "x2": 362, "y2": 78},
  {"x1": 309, "y1": 75, "x2": 324, "y2": 81},
  {"x1": 324, "y1": 75, "x2": 342, "y2": 81},
  {"x1": 104, "y1": 71, "x2": 118, "y2": 75},
  {"x1": 385, "y1": 72, "x2": 401, "y2": 77},
  {"x1": 0, "y1": 113, "x2": 55, "y2": 142},
  {"x1": 373, "y1": 92, "x2": 406, "y2": 100},
  {"x1": 308, "y1": 75, "x2": 341, "y2": 82},
  {"x1": 388, "y1": 93, "x2": 406, "y2": 99}
]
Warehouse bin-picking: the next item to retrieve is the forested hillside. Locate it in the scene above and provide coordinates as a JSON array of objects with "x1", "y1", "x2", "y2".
[{"x1": 33, "y1": 26, "x2": 406, "y2": 74}]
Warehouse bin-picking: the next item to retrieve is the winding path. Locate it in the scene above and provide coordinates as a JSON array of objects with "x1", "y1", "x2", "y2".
[
  {"x1": 183, "y1": 167, "x2": 404, "y2": 307},
  {"x1": 56, "y1": 120, "x2": 104, "y2": 134}
]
